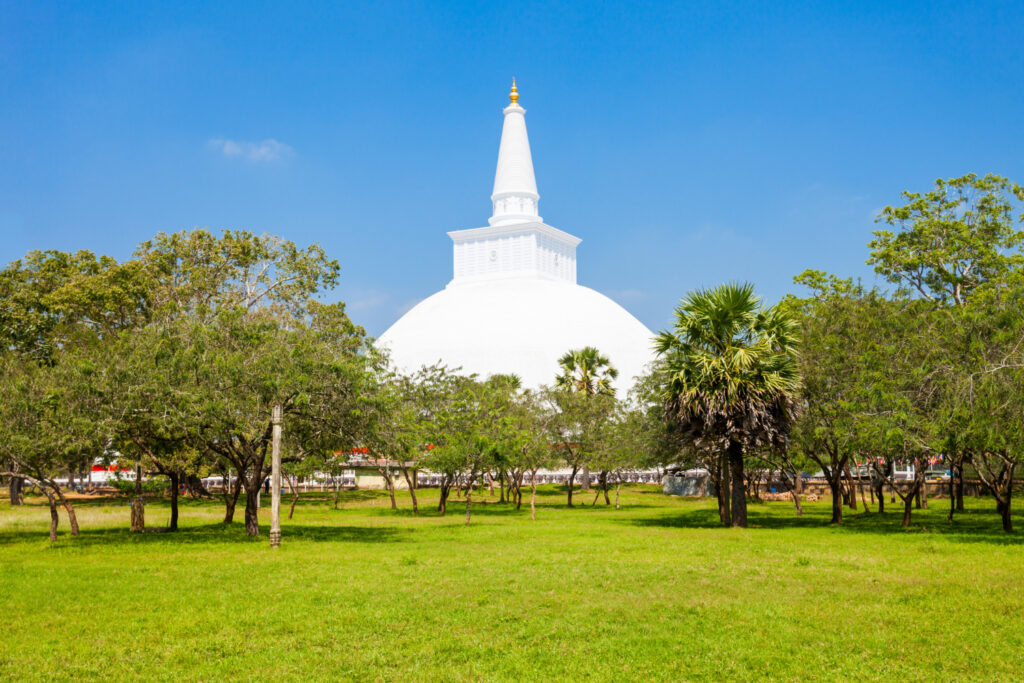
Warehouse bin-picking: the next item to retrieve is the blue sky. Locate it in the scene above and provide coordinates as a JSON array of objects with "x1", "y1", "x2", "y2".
[{"x1": 2, "y1": 1, "x2": 1023, "y2": 336}]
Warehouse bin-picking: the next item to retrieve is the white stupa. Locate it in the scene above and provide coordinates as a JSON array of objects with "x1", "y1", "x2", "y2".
[{"x1": 378, "y1": 81, "x2": 655, "y2": 392}]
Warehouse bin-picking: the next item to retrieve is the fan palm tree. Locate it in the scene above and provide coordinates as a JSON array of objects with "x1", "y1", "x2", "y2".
[
  {"x1": 554, "y1": 346, "x2": 618, "y2": 495},
  {"x1": 556, "y1": 346, "x2": 619, "y2": 396},
  {"x1": 654, "y1": 283, "x2": 799, "y2": 527}
]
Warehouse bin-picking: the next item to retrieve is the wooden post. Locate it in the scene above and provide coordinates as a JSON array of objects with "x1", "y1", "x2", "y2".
[{"x1": 270, "y1": 402, "x2": 283, "y2": 548}]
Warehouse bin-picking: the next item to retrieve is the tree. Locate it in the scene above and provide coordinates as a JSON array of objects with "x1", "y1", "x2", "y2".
[
  {"x1": 868, "y1": 173, "x2": 1024, "y2": 307},
  {"x1": 935, "y1": 284, "x2": 1024, "y2": 531},
  {"x1": 556, "y1": 346, "x2": 618, "y2": 396},
  {"x1": 655, "y1": 283, "x2": 799, "y2": 528},
  {"x1": 542, "y1": 387, "x2": 614, "y2": 507},
  {"x1": 100, "y1": 230, "x2": 358, "y2": 536},
  {"x1": 423, "y1": 375, "x2": 506, "y2": 524},
  {"x1": 788, "y1": 272, "x2": 877, "y2": 524},
  {"x1": 0, "y1": 351, "x2": 108, "y2": 539},
  {"x1": 134, "y1": 229, "x2": 339, "y2": 322},
  {"x1": 590, "y1": 403, "x2": 647, "y2": 508},
  {"x1": 555, "y1": 346, "x2": 618, "y2": 492},
  {"x1": 0, "y1": 249, "x2": 150, "y2": 365}
]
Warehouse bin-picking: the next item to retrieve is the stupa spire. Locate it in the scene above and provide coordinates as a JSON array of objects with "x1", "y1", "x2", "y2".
[{"x1": 490, "y1": 80, "x2": 541, "y2": 226}]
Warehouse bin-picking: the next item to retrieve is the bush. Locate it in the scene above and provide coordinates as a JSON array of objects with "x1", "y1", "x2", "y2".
[{"x1": 110, "y1": 477, "x2": 170, "y2": 496}]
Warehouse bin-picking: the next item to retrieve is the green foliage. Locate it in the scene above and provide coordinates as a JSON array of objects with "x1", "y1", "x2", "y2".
[
  {"x1": 868, "y1": 173, "x2": 1024, "y2": 306},
  {"x1": 134, "y1": 228, "x2": 340, "y2": 321},
  {"x1": 0, "y1": 249, "x2": 149, "y2": 363},
  {"x1": 655, "y1": 282, "x2": 800, "y2": 451},
  {"x1": 555, "y1": 346, "x2": 618, "y2": 396},
  {"x1": 109, "y1": 477, "x2": 169, "y2": 495}
]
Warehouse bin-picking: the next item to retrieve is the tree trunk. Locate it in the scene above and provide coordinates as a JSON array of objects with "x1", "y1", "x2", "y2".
[
  {"x1": 615, "y1": 482, "x2": 621, "y2": 509},
  {"x1": 601, "y1": 472, "x2": 610, "y2": 505},
  {"x1": 168, "y1": 471, "x2": 179, "y2": 531},
  {"x1": 790, "y1": 488, "x2": 803, "y2": 516},
  {"x1": 46, "y1": 490, "x2": 59, "y2": 541},
  {"x1": 876, "y1": 480, "x2": 885, "y2": 514},
  {"x1": 286, "y1": 476, "x2": 299, "y2": 520},
  {"x1": 719, "y1": 451, "x2": 732, "y2": 526},
  {"x1": 131, "y1": 463, "x2": 145, "y2": 532},
  {"x1": 380, "y1": 469, "x2": 397, "y2": 510},
  {"x1": 844, "y1": 463, "x2": 857, "y2": 510},
  {"x1": 998, "y1": 497, "x2": 1013, "y2": 532},
  {"x1": 948, "y1": 467, "x2": 956, "y2": 522},
  {"x1": 955, "y1": 462, "x2": 965, "y2": 512},
  {"x1": 438, "y1": 480, "x2": 449, "y2": 515},
  {"x1": 728, "y1": 440, "x2": 747, "y2": 528},
  {"x1": 581, "y1": 465, "x2": 590, "y2": 491},
  {"x1": 795, "y1": 471, "x2": 803, "y2": 495},
  {"x1": 828, "y1": 473, "x2": 843, "y2": 525},
  {"x1": 567, "y1": 465, "x2": 578, "y2": 507},
  {"x1": 51, "y1": 484, "x2": 79, "y2": 536},
  {"x1": 333, "y1": 476, "x2": 341, "y2": 509},
  {"x1": 130, "y1": 497, "x2": 145, "y2": 532},
  {"x1": 858, "y1": 478, "x2": 870, "y2": 513},
  {"x1": 530, "y1": 471, "x2": 537, "y2": 521},
  {"x1": 902, "y1": 492, "x2": 914, "y2": 528},
  {"x1": 223, "y1": 475, "x2": 241, "y2": 524},
  {"x1": 244, "y1": 486, "x2": 260, "y2": 537},
  {"x1": 400, "y1": 467, "x2": 418, "y2": 515},
  {"x1": 465, "y1": 479, "x2": 474, "y2": 526},
  {"x1": 914, "y1": 484, "x2": 922, "y2": 510},
  {"x1": 9, "y1": 476, "x2": 23, "y2": 506}
]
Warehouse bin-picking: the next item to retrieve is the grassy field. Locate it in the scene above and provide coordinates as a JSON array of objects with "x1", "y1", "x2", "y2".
[{"x1": 1, "y1": 485, "x2": 1022, "y2": 682}]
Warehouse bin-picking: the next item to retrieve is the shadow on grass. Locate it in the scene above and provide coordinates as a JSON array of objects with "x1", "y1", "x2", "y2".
[
  {"x1": 626, "y1": 499, "x2": 1024, "y2": 545},
  {"x1": 0, "y1": 521, "x2": 407, "y2": 548}
]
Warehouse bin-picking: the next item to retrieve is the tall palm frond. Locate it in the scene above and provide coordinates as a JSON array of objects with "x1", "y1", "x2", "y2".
[
  {"x1": 556, "y1": 346, "x2": 619, "y2": 396},
  {"x1": 655, "y1": 282, "x2": 800, "y2": 449}
]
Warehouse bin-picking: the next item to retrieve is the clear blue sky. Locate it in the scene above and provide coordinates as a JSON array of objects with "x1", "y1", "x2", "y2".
[{"x1": 3, "y1": 1, "x2": 1023, "y2": 336}]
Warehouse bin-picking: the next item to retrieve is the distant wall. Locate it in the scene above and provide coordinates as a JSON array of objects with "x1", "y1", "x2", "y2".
[
  {"x1": 662, "y1": 475, "x2": 713, "y2": 497},
  {"x1": 662, "y1": 475, "x2": 1002, "y2": 499}
]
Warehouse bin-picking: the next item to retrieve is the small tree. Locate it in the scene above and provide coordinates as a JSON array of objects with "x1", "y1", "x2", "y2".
[{"x1": 543, "y1": 387, "x2": 614, "y2": 507}]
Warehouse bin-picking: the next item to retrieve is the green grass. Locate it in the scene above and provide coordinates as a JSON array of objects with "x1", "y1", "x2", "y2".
[{"x1": 1, "y1": 486, "x2": 1022, "y2": 681}]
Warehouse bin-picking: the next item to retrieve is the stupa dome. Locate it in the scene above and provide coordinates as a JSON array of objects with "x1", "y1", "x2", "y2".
[
  {"x1": 379, "y1": 277, "x2": 654, "y2": 391},
  {"x1": 377, "y1": 83, "x2": 655, "y2": 392}
]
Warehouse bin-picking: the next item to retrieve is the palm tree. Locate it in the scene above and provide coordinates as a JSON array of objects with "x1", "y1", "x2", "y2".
[
  {"x1": 554, "y1": 346, "x2": 618, "y2": 497},
  {"x1": 556, "y1": 346, "x2": 618, "y2": 396},
  {"x1": 654, "y1": 283, "x2": 799, "y2": 528}
]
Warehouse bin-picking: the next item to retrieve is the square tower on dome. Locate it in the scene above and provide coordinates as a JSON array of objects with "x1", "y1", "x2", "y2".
[
  {"x1": 446, "y1": 80, "x2": 581, "y2": 287},
  {"x1": 447, "y1": 221, "x2": 580, "y2": 285}
]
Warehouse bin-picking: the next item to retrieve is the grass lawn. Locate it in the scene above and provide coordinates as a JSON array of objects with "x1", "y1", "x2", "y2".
[{"x1": 1, "y1": 485, "x2": 1022, "y2": 681}]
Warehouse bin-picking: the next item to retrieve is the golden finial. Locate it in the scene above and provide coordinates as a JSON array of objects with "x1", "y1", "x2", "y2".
[{"x1": 509, "y1": 78, "x2": 519, "y2": 105}]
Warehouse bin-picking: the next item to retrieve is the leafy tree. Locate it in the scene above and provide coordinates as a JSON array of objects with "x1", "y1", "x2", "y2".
[
  {"x1": 868, "y1": 173, "x2": 1024, "y2": 307},
  {"x1": 95, "y1": 229, "x2": 362, "y2": 536},
  {"x1": 655, "y1": 283, "x2": 799, "y2": 528},
  {"x1": 542, "y1": 387, "x2": 615, "y2": 507},
  {"x1": 422, "y1": 375, "x2": 504, "y2": 524},
  {"x1": 507, "y1": 389, "x2": 557, "y2": 520},
  {"x1": 0, "y1": 249, "x2": 150, "y2": 364},
  {"x1": 589, "y1": 403, "x2": 648, "y2": 508},
  {"x1": 0, "y1": 351, "x2": 108, "y2": 539},
  {"x1": 134, "y1": 229, "x2": 339, "y2": 321},
  {"x1": 788, "y1": 272, "x2": 874, "y2": 524},
  {"x1": 933, "y1": 284, "x2": 1024, "y2": 531}
]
